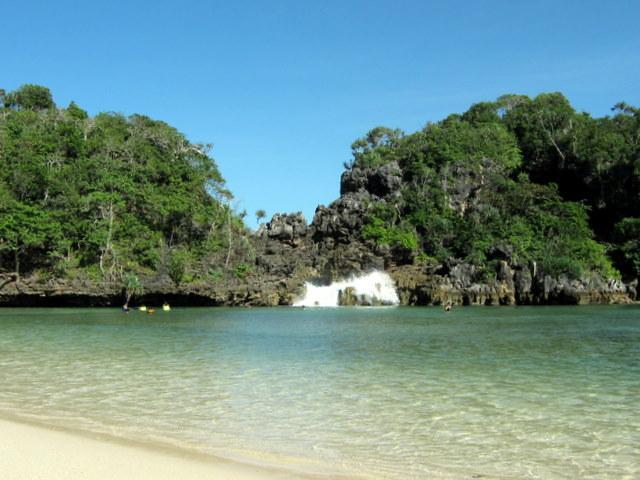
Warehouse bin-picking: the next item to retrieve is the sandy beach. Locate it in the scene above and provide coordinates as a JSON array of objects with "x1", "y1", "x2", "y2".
[{"x1": 0, "y1": 418, "x2": 327, "y2": 480}]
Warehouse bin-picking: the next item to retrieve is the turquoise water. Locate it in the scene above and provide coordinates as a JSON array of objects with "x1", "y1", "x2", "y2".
[{"x1": 0, "y1": 306, "x2": 638, "y2": 479}]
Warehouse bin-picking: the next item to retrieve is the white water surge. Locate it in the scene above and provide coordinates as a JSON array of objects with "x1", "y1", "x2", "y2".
[{"x1": 293, "y1": 271, "x2": 399, "y2": 307}]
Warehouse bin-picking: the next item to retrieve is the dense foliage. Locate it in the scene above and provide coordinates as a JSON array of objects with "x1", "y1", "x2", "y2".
[
  {"x1": 0, "y1": 85, "x2": 637, "y2": 288},
  {"x1": 0, "y1": 85, "x2": 252, "y2": 284},
  {"x1": 350, "y1": 93, "x2": 639, "y2": 280}
]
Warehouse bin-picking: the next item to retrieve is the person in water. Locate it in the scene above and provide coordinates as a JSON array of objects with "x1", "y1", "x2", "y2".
[{"x1": 444, "y1": 301, "x2": 452, "y2": 312}]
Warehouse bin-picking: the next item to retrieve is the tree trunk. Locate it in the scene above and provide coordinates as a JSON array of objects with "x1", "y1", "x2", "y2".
[
  {"x1": 14, "y1": 249, "x2": 20, "y2": 281},
  {"x1": 99, "y1": 200, "x2": 116, "y2": 281},
  {"x1": 225, "y1": 206, "x2": 232, "y2": 269}
]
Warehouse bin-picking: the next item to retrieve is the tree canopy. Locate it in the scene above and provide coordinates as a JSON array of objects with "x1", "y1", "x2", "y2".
[
  {"x1": 349, "y1": 92, "x2": 639, "y2": 280},
  {"x1": 1, "y1": 85, "x2": 638, "y2": 287},
  {"x1": 0, "y1": 84, "x2": 252, "y2": 285}
]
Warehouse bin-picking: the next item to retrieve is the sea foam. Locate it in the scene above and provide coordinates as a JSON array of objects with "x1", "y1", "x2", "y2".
[{"x1": 293, "y1": 270, "x2": 399, "y2": 307}]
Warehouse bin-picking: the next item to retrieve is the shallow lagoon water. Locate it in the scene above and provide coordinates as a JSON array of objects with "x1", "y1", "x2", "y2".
[{"x1": 0, "y1": 306, "x2": 638, "y2": 479}]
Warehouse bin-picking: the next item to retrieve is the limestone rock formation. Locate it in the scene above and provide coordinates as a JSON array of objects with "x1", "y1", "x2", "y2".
[{"x1": 340, "y1": 161, "x2": 403, "y2": 197}]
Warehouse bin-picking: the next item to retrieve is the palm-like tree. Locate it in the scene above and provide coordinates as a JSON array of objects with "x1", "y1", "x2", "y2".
[{"x1": 123, "y1": 273, "x2": 143, "y2": 308}]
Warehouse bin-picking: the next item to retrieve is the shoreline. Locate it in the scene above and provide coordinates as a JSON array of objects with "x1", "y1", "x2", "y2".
[
  {"x1": 1, "y1": 268, "x2": 637, "y2": 309},
  {"x1": 0, "y1": 415, "x2": 359, "y2": 480},
  {"x1": 0, "y1": 302, "x2": 638, "y2": 310}
]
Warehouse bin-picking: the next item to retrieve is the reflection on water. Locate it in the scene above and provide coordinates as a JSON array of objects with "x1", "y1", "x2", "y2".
[{"x1": 0, "y1": 306, "x2": 638, "y2": 479}]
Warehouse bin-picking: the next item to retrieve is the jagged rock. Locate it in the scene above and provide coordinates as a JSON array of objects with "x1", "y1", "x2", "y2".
[
  {"x1": 449, "y1": 263, "x2": 476, "y2": 287},
  {"x1": 385, "y1": 261, "x2": 636, "y2": 306},
  {"x1": 445, "y1": 158, "x2": 504, "y2": 216},
  {"x1": 513, "y1": 264, "x2": 533, "y2": 304},
  {"x1": 311, "y1": 192, "x2": 372, "y2": 242},
  {"x1": 2, "y1": 157, "x2": 636, "y2": 307},
  {"x1": 259, "y1": 212, "x2": 308, "y2": 246},
  {"x1": 524, "y1": 273, "x2": 633, "y2": 305},
  {"x1": 495, "y1": 261, "x2": 516, "y2": 305},
  {"x1": 340, "y1": 161, "x2": 403, "y2": 198},
  {"x1": 338, "y1": 286, "x2": 358, "y2": 306},
  {"x1": 313, "y1": 243, "x2": 385, "y2": 282}
]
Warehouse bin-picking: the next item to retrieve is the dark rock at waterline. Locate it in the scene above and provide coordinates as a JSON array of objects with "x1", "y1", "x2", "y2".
[
  {"x1": 0, "y1": 271, "x2": 300, "y2": 308},
  {"x1": 337, "y1": 286, "x2": 358, "y2": 306},
  {"x1": 1, "y1": 257, "x2": 634, "y2": 309},
  {"x1": 386, "y1": 262, "x2": 634, "y2": 307}
]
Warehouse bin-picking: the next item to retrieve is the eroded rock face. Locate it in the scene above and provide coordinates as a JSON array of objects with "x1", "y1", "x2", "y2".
[
  {"x1": 251, "y1": 181, "x2": 637, "y2": 305},
  {"x1": 0, "y1": 271, "x2": 302, "y2": 308},
  {"x1": 306, "y1": 162, "x2": 410, "y2": 280},
  {"x1": 2, "y1": 239, "x2": 635, "y2": 308},
  {"x1": 530, "y1": 274, "x2": 631, "y2": 305},
  {"x1": 340, "y1": 161, "x2": 403, "y2": 198},
  {"x1": 2, "y1": 158, "x2": 636, "y2": 307},
  {"x1": 444, "y1": 158, "x2": 506, "y2": 216},
  {"x1": 513, "y1": 264, "x2": 533, "y2": 304},
  {"x1": 258, "y1": 212, "x2": 308, "y2": 246},
  {"x1": 337, "y1": 286, "x2": 358, "y2": 306},
  {"x1": 388, "y1": 261, "x2": 635, "y2": 307},
  {"x1": 311, "y1": 192, "x2": 372, "y2": 243}
]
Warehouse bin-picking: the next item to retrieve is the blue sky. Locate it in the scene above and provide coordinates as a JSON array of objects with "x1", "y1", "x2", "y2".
[{"x1": 2, "y1": 0, "x2": 639, "y2": 226}]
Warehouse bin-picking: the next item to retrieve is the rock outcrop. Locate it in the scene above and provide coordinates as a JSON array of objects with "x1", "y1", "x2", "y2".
[
  {"x1": 1, "y1": 162, "x2": 636, "y2": 307},
  {"x1": 388, "y1": 262, "x2": 634, "y2": 306},
  {"x1": 340, "y1": 161, "x2": 403, "y2": 197},
  {"x1": 257, "y1": 212, "x2": 308, "y2": 246}
]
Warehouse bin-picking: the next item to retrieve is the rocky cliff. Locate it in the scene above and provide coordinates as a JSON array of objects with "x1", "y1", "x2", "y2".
[
  {"x1": 252, "y1": 161, "x2": 638, "y2": 306},
  {"x1": 1, "y1": 162, "x2": 637, "y2": 307}
]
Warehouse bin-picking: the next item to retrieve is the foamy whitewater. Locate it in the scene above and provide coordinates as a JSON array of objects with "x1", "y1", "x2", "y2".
[{"x1": 293, "y1": 270, "x2": 399, "y2": 307}]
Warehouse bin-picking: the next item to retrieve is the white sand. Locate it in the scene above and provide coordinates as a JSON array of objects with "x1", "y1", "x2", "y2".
[{"x1": 0, "y1": 418, "x2": 326, "y2": 480}]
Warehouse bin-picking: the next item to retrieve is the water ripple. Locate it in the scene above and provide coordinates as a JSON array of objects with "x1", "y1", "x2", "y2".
[{"x1": 0, "y1": 306, "x2": 638, "y2": 479}]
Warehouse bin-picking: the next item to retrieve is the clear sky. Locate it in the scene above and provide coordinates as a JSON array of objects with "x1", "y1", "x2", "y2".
[{"x1": 2, "y1": 0, "x2": 638, "y2": 226}]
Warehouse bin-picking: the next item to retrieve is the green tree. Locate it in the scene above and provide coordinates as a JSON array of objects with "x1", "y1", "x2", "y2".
[
  {"x1": 0, "y1": 201, "x2": 60, "y2": 279},
  {"x1": 4, "y1": 84, "x2": 55, "y2": 111},
  {"x1": 503, "y1": 92, "x2": 577, "y2": 176},
  {"x1": 255, "y1": 209, "x2": 266, "y2": 225},
  {"x1": 349, "y1": 126, "x2": 404, "y2": 168},
  {"x1": 614, "y1": 218, "x2": 640, "y2": 278},
  {"x1": 123, "y1": 273, "x2": 143, "y2": 308},
  {"x1": 0, "y1": 84, "x2": 251, "y2": 283},
  {"x1": 167, "y1": 248, "x2": 191, "y2": 286}
]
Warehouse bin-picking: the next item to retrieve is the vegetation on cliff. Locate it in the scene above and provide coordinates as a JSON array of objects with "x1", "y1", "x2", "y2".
[
  {"x1": 0, "y1": 85, "x2": 253, "y2": 286},
  {"x1": 348, "y1": 93, "x2": 639, "y2": 280},
  {"x1": 0, "y1": 85, "x2": 638, "y2": 302}
]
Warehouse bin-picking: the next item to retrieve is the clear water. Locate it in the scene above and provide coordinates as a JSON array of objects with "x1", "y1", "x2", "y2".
[{"x1": 0, "y1": 306, "x2": 638, "y2": 479}]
